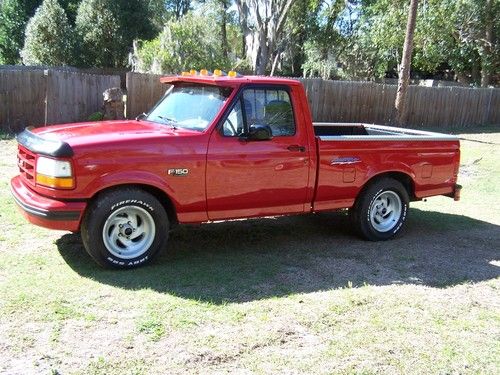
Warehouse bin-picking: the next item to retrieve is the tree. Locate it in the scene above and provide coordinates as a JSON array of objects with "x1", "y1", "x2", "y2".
[
  {"x1": 299, "y1": 0, "x2": 352, "y2": 79},
  {"x1": 235, "y1": 0, "x2": 296, "y2": 74},
  {"x1": 342, "y1": 0, "x2": 498, "y2": 85},
  {"x1": 75, "y1": 0, "x2": 121, "y2": 67},
  {"x1": 0, "y1": 0, "x2": 26, "y2": 64},
  {"x1": 219, "y1": 0, "x2": 230, "y2": 60},
  {"x1": 75, "y1": 0, "x2": 156, "y2": 67},
  {"x1": 111, "y1": 0, "x2": 156, "y2": 52},
  {"x1": 130, "y1": 11, "x2": 230, "y2": 73},
  {"x1": 394, "y1": 0, "x2": 418, "y2": 126},
  {"x1": 58, "y1": 0, "x2": 80, "y2": 24},
  {"x1": 0, "y1": 0, "x2": 41, "y2": 64},
  {"x1": 166, "y1": 0, "x2": 191, "y2": 20},
  {"x1": 20, "y1": 0, "x2": 74, "y2": 65},
  {"x1": 284, "y1": 0, "x2": 323, "y2": 76},
  {"x1": 453, "y1": 0, "x2": 499, "y2": 86}
]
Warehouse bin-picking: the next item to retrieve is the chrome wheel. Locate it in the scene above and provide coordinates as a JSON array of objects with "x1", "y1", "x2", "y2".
[
  {"x1": 369, "y1": 190, "x2": 402, "y2": 232},
  {"x1": 102, "y1": 205, "x2": 156, "y2": 259}
]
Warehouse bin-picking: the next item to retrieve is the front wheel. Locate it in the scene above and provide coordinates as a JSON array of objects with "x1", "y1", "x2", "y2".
[
  {"x1": 81, "y1": 188, "x2": 169, "y2": 268},
  {"x1": 351, "y1": 178, "x2": 409, "y2": 241}
]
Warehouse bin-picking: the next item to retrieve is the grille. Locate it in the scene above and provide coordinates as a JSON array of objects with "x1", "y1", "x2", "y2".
[{"x1": 17, "y1": 146, "x2": 36, "y2": 186}]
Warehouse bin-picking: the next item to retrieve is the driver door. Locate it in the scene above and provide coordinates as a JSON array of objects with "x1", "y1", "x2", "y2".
[{"x1": 206, "y1": 86, "x2": 310, "y2": 220}]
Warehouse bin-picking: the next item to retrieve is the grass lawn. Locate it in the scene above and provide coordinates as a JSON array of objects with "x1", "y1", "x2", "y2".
[{"x1": 0, "y1": 128, "x2": 499, "y2": 374}]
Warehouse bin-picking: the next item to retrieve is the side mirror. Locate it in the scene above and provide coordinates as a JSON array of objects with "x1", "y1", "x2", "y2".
[
  {"x1": 241, "y1": 124, "x2": 273, "y2": 141},
  {"x1": 135, "y1": 112, "x2": 147, "y2": 120}
]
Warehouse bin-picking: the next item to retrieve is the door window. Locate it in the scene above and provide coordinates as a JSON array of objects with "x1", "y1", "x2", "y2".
[
  {"x1": 222, "y1": 88, "x2": 296, "y2": 137},
  {"x1": 222, "y1": 100, "x2": 245, "y2": 136}
]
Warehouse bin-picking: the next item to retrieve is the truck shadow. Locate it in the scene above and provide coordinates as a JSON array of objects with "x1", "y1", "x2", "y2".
[{"x1": 56, "y1": 208, "x2": 500, "y2": 304}]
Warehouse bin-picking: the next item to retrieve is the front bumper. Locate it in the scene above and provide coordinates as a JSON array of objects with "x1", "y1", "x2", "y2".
[{"x1": 10, "y1": 176, "x2": 86, "y2": 231}]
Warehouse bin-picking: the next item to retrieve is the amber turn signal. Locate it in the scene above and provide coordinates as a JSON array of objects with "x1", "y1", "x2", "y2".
[{"x1": 36, "y1": 174, "x2": 74, "y2": 189}]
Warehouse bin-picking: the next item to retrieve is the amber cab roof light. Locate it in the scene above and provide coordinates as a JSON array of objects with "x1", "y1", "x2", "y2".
[{"x1": 178, "y1": 69, "x2": 242, "y2": 78}]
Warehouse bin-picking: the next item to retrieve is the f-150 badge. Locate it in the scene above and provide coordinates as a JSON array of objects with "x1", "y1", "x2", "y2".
[{"x1": 168, "y1": 168, "x2": 189, "y2": 176}]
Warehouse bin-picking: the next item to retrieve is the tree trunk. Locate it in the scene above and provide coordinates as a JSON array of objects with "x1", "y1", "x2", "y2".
[
  {"x1": 394, "y1": 0, "x2": 418, "y2": 126},
  {"x1": 220, "y1": 0, "x2": 228, "y2": 61},
  {"x1": 236, "y1": 0, "x2": 295, "y2": 75},
  {"x1": 480, "y1": 0, "x2": 493, "y2": 87}
]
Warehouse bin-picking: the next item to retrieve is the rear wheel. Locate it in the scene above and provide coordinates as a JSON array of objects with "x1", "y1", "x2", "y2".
[
  {"x1": 351, "y1": 178, "x2": 409, "y2": 241},
  {"x1": 81, "y1": 188, "x2": 169, "y2": 268}
]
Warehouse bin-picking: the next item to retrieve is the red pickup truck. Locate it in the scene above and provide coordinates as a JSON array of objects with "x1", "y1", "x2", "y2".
[{"x1": 11, "y1": 73, "x2": 461, "y2": 268}]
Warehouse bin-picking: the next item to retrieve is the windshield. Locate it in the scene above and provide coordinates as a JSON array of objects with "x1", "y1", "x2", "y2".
[{"x1": 146, "y1": 84, "x2": 232, "y2": 131}]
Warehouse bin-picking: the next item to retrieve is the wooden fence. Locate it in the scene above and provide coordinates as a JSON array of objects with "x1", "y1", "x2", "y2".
[
  {"x1": 125, "y1": 72, "x2": 165, "y2": 119},
  {"x1": 0, "y1": 68, "x2": 120, "y2": 132},
  {"x1": 126, "y1": 73, "x2": 500, "y2": 128},
  {"x1": 300, "y1": 79, "x2": 499, "y2": 127},
  {"x1": 1, "y1": 69, "x2": 499, "y2": 132}
]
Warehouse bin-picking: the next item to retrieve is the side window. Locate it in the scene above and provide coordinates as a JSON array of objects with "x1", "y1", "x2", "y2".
[
  {"x1": 242, "y1": 89, "x2": 295, "y2": 137},
  {"x1": 222, "y1": 99, "x2": 244, "y2": 136}
]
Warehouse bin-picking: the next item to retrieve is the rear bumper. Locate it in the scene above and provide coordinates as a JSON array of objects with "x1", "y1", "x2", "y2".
[
  {"x1": 445, "y1": 183, "x2": 462, "y2": 201},
  {"x1": 10, "y1": 176, "x2": 86, "y2": 231}
]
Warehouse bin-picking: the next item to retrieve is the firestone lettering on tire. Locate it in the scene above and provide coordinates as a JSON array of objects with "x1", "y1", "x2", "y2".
[{"x1": 111, "y1": 200, "x2": 154, "y2": 211}]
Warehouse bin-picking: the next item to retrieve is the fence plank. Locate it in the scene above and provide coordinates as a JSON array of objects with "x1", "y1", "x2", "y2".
[{"x1": 0, "y1": 69, "x2": 47, "y2": 132}]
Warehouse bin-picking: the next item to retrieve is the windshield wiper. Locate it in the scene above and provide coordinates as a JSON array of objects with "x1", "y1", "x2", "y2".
[{"x1": 155, "y1": 115, "x2": 178, "y2": 130}]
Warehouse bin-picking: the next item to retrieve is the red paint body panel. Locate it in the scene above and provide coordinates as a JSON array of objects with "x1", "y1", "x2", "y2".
[
  {"x1": 314, "y1": 139, "x2": 460, "y2": 211},
  {"x1": 10, "y1": 75, "x2": 461, "y2": 232}
]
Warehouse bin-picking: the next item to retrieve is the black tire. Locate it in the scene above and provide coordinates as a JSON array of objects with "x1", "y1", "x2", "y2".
[
  {"x1": 81, "y1": 188, "x2": 169, "y2": 268},
  {"x1": 350, "y1": 178, "x2": 409, "y2": 241}
]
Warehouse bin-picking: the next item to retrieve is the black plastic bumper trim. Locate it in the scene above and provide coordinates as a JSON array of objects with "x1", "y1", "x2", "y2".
[
  {"x1": 17, "y1": 127, "x2": 74, "y2": 158},
  {"x1": 11, "y1": 191, "x2": 81, "y2": 221}
]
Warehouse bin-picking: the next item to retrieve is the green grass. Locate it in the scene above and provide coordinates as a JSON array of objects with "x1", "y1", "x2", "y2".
[{"x1": 0, "y1": 133, "x2": 499, "y2": 374}]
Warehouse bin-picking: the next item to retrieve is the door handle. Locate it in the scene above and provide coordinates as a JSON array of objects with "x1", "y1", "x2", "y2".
[{"x1": 287, "y1": 145, "x2": 306, "y2": 152}]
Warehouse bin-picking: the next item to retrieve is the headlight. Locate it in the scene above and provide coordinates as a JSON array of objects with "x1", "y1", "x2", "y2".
[{"x1": 36, "y1": 156, "x2": 74, "y2": 189}]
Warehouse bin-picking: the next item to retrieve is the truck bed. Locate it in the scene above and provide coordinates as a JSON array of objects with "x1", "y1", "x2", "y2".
[
  {"x1": 311, "y1": 122, "x2": 460, "y2": 212},
  {"x1": 313, "y1": 122, "x2": 458, "y2": 141}
]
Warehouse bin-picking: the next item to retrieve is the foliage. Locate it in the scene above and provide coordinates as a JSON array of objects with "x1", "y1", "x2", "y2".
[
  {"x1": 58, "y1": 0, "x2": 80, "y2": 24},
  {"x1": 0, "y1": 0, "x2": 26, "y2": 64},
  {"x1": 335, "y1": 0, "x2": 499, "y2": 85},
  {"x1": 87, "y1": 111, "x2": 104, "y2": 121},
  {"x1": 75, "y1": 0, "x2": 155, "y2": 68},
  {"x1": 0, "y1": 0, "x2": 497, "y2": 84},
  {"x1": 132, "y1": 6, "x2": 235, "y2": 73},
  {"x1": 0, "y1": 0, "x2": 40, "y2": 64},
  {"x1": 299, "y1": 0, "x2": 350, "y2": 79},
  {"x1": 280, "y1": 0, "x2": 322, "y2": 76},
  {"x1": 75, "y1": 0, "x2": 121, "y2": 67},
  {"x1": 20, "y1": 0, "x2": 74, "y2": 66}
]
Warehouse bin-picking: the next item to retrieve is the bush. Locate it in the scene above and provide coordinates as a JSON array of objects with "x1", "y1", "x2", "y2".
[{"x1": 20, "y1": 0, "x2": 74, "y2": 66}]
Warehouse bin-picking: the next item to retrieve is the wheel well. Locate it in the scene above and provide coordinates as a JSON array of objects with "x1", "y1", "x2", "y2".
[
  {"x1": 89, "y1": 184, "x2": 178, "y2": 225},
  {"x1": 361, "y1": 172, "x2": 416, "y2": 201}
]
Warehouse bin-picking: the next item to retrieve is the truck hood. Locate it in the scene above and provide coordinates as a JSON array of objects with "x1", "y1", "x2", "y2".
[{"x1": 30, "y1": 120, "x2": 199, "y2": 148}]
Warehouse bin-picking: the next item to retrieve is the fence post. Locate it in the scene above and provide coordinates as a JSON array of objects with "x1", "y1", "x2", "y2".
[
  {"x1": 125, "y1": 72, "x2": 133, "y2": 119},
  {"x1": 44, "y1": 69, "x2": 50, "y2": 125}
]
